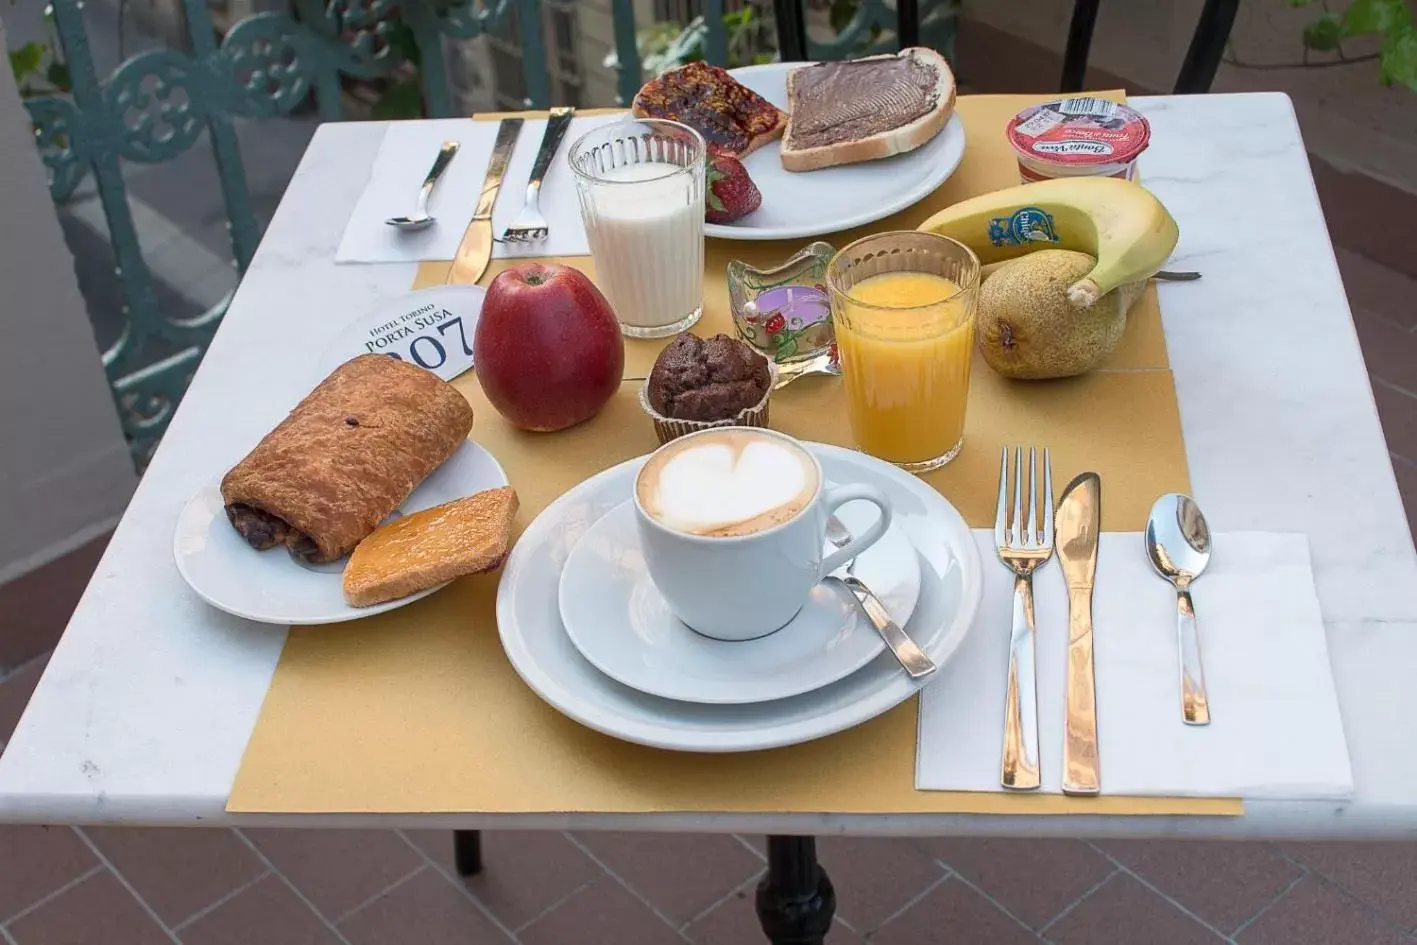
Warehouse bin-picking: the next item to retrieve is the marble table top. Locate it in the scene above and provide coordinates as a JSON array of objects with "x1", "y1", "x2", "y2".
[{"x1": 3, "y1": 93, "x2": 1414, "y2": 836}]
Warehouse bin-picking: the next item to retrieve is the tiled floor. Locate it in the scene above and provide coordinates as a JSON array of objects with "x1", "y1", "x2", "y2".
[{"x1": 7, "y1": 815, "x2": 1417, "y2": 943}]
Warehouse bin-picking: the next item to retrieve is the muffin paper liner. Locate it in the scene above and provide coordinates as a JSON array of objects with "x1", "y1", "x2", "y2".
[{"x1": 639, "y1": 360, "x2": 778, "y2": 445}]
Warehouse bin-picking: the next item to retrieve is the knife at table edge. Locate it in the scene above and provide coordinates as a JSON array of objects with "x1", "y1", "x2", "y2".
[
  {"x1": 446, "y1": 117, "x2": 524, "y2": 286},
  {"x1": 1056, "y1": 472, "x2": 1102, "y2": 796}
]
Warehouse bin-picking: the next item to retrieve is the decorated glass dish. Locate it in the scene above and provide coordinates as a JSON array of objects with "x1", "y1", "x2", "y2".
[{"x1": 727, "y1": 241, "x2": 840, "y2": 387}]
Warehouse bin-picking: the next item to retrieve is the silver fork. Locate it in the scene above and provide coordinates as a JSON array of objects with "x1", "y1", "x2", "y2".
[
  {"x1": 995, "y1": 447, "x2": 1055, "y2": 791},
  {"x1": 500, "y1": 106, "x2": 574, "y2": 244}
]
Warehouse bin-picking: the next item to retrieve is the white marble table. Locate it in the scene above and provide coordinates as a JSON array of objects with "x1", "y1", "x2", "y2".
[{"x1": 2, "y1": 93, "x2": 1414, "y2": 837}]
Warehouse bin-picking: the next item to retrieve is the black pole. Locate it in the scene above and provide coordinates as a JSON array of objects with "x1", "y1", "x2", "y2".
[
  {"x1": 898, "y1": 0, "x2": 920, "y2": 49},
  {"x1": 755, "y1": 836, "x2": 835, "y2": 945},
  {"x1": 1173, "y1": 0, "x2": 1239, "y2": 93},
  {"x1": 773, "y1": 0, "x2": 810, "y2": 62},
  {"x1": 453, "y1": 829, "x2": 483, "y2": 876},
  {"x1": 1060, "y1": 0, "x2": 1102, "y2": 91}
]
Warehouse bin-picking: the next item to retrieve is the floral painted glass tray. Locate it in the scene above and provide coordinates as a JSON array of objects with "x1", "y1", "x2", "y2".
[{"x1": 728, "y1": 242, "x2": 841, "y2": 388}]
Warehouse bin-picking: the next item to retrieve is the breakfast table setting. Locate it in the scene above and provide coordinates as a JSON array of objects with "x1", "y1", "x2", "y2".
[{"x1": 2, "y1": 47, "x2": 1416, "y2": 945}]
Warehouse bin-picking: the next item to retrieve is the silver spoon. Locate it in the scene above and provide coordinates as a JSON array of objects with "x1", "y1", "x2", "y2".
[
  {"x1": 826, "y1": 515, "x2": 935, "y2": 679},
  {"x1": 1144, "y1": 493, "x2": 1213, "y2": 726},
  {"x1": 386, "y1": 140, "x2": 460, "y2": 232}
]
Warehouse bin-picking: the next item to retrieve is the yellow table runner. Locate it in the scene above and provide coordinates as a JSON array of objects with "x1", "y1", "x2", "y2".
[{"x1": 228, "y1": 93, "x2": 1240, "y2": 817}]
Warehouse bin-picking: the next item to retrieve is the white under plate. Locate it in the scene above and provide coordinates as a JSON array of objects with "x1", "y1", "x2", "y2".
[
  {"x1": 557, "y1": 494, "x2": 921, "y2": 705},
  {"x1": 498, "y1": 442, "x2": 983, "y2": 752},
  {"x1": 175, "y1": 440, "x2": 507, "y2": 625},
  {"x1": 702, "y1": 62, "x2": 967, "y2": 242}
]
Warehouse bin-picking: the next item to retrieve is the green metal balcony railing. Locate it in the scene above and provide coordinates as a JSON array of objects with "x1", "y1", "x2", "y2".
[{"x1": 21, "y1": 0, "x2": 957, "y2": 468}]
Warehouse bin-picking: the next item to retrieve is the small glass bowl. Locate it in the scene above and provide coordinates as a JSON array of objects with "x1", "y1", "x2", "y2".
[{"x1": 727, "y1": 242, "x2": 840, "y2": 387}]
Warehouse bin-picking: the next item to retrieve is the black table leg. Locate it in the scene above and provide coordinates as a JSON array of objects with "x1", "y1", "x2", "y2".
[
  {"x1": 454, "y1": 829, "x2": 483, "y2": 876},
  {"x1": 755, "y1": 836, "x2": 835, "y2": 945}
]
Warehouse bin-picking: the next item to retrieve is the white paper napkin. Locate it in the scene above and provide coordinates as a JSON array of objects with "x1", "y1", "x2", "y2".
[
  {"x1": 336, "y1": 113, "x2": 628, "y2": 264},
  {"x1": 917, "y1": 531, "x2": 1353, "y2": 800}
]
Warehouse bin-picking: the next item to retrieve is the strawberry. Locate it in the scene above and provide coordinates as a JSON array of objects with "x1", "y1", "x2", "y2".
[{"x1": 704, "y1": 154, "x2": 762, "y2": 224}]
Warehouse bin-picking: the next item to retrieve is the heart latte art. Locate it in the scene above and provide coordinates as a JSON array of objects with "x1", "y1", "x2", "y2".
[{"x1": 636, "y1": 430, "x2": 820, "y2": 538}]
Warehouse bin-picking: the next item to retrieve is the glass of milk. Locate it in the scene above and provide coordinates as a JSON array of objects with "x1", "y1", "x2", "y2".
[{"x1": 568, "y1": 119, "x2": 706, "y2": 339}]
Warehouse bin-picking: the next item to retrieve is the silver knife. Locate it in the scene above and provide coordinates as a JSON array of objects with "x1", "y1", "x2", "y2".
[
  {"x1": 447, "y1": 117, "x2": 524, "y2": 286},
  {"x1": 1056, "y1": 472, "x2": 1102, "y2": 796}
]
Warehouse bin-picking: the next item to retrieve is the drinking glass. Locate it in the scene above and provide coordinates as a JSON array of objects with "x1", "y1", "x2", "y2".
[
  {"x1": 568, "y1": 119, "x2": 706, "y2": 339},
  {"x1": 827, "y1": 231, "x2": 982, "y2": 472}
]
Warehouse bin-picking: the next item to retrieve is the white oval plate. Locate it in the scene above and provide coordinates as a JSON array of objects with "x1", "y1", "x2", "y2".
[
  {"x1": 498, "y1": 442, "x2": 983, "y2": 752},
  {"x1": 703, "y1": 62, "x2": 967, "y2": 242},
  {"x1": 557, "y1": 493, "x2": 921, "y2": 705},
  {"x1": 318, "y1": 284, "x2": 485, "y2": 382},
  {"x1": 175, "y1": 441, "x2": 507, "y2": 625}
]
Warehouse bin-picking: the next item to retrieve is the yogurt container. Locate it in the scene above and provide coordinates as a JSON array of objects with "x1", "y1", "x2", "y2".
[{"x1": 1006, "y1": 98, "x2": 1151, "y2": 183}]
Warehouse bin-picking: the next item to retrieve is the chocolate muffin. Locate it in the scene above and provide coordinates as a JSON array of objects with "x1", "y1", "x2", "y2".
[{"x1": 646, "y1": 332, "x2": 772, "y2": 422}]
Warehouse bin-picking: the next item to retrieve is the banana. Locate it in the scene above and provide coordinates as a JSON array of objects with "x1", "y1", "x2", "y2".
[{"x1": 917, "y1": 177, "x2": 1179, "y2": 307}]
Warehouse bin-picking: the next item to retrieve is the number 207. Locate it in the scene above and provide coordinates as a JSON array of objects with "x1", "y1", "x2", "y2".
[{"x1": 385, "y1": 314, "x2": 471, "y2": 371}]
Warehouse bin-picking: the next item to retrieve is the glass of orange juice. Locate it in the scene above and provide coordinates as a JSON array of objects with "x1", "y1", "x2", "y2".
[{"x1": 827, "y1": 231, "x2": 981, "y2": 472}]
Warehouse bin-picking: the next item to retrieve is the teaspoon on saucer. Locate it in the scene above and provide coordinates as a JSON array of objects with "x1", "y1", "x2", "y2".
[
  {"x1": 1144, "y1": 493, "x2": 1213, "y2": 725},
  {"x1": 826, "y1": 515, "x2": 936, "y2": 679}
]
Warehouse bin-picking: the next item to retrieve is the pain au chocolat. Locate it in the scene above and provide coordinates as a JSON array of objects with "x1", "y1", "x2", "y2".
[{"x1": 221, "y1": 355, "x2": 474, "y2": 564}]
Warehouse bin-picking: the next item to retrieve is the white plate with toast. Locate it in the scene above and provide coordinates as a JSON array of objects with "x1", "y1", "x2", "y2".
[
  {"x1": 174, "y1": 441, "x2": 508, "y2": 626},
  {"x1": 703, "y1": 61, "x2": 967, "y2": 242}
]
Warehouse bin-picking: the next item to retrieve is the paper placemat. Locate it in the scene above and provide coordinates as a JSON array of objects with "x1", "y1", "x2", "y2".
[
  {"x1": 919, "y1": 532, "x2": 1353, "y2": 799},
  {"x1": 336, "y1": 113, "x2": 624, "y2": 264},
  {"x1": 229, "y1": 92, "x2": 1239, "y2": 817}
]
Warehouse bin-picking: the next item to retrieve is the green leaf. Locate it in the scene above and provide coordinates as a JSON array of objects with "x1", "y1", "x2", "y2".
[
  {"x1": 1302, "y1": 12, "x2": 1345, "y2": 50},
  {"x1": 370, "y1": 79, "x2": 424, "y2": 120},
  {"x1": 1286, "y1": 0, "x2": 1318, "y2": 6},
  {"x1": 8, "y1": 41, "x2": 45, "y2": 80},
  {"x1": 829, "y1": 0, "x2": 858, "y2": 34},
  {"x1": 384, "y1": 20, "x2": 421, "y2": 67},
  {"x1": 46, "y1": 60, "x2": 70, "y2": 92},
  {"x1": 1343, "y1": 0, "x2": 1411, "y2": 35},
  {"x1": 705, "y1": 164, "x2": 726, "y2": 212},
  {"x1": 1381, "y1": 23, "x2": 1417, "y2": 90}
]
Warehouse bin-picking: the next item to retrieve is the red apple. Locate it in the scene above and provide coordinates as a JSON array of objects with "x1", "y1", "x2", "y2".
[{"x1": 473, "y1": 263, "x2": 624, "y2": 432}]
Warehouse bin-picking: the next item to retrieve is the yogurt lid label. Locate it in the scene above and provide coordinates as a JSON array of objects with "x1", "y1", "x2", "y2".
[{"x1": 1008, "y1": 98, "x2": 1150, "y2": 167}]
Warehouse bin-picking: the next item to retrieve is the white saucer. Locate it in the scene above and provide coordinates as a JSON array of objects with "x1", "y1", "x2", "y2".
[
  {"x1": 174, "y1": 440, "x2": 507, "y2": 625},
  {"x1": 557, "y1": 495, "x2": 921, "y2": 705},
  {"x1": 497, "y1": 442, "x2": 984, "y2": 752}
]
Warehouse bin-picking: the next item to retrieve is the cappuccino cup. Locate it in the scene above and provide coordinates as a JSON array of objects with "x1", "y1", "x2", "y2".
[{"x1": 633, "y1": 427, "x2": 893, "y2": 641}]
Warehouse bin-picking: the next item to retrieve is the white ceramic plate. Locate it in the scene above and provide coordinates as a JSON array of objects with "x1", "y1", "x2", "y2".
[
  {"x1": 175, "y1": 441, "x2": 508, "y2": 625},
  {"x1": 497, "y1": 442, "x2": 983, "y2": 752},
  {"x1": 702, "y1": 62, "x2": 967, "y2": 242},
  {"x1": 318, "y1": 284, "x2": 485, "y2": 382},
  {"x1": 557, "y1": 494, "x2": 921, "y2": 705}
]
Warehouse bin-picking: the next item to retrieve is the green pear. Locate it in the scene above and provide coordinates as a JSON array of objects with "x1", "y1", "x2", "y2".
[{"x1": 976, "y1": 250, "x2": 1144, "y2": 380}]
